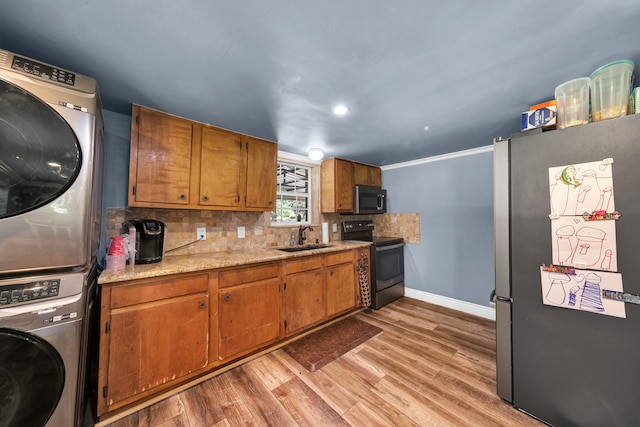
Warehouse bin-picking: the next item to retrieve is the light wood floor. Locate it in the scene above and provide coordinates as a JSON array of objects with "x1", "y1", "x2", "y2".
[{"x1": 100, "y1": 297, "x2": 544, "y2": 427}]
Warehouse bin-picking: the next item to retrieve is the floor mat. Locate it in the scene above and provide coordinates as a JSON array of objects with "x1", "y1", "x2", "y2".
[{"x1": 282, "y1": 316, "x2": 382, "y2": 372}]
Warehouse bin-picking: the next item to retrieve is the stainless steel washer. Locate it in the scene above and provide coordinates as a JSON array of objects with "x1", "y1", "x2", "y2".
[{"x1": 0, "y1": 266, "x2": 94, "y2": 427}]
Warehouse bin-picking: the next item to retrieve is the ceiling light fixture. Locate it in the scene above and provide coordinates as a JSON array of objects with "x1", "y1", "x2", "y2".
[
  {"x1": 332, "y1": 104, "x2": 349, "y2": 115},
  {"x1": 308, "y1": 148, "x2": 324, "y2": 160}
]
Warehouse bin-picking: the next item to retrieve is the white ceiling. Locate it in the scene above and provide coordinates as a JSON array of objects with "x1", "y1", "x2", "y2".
[{"x1": 2, "y1": 1, "x2": 640, "y2": 165}]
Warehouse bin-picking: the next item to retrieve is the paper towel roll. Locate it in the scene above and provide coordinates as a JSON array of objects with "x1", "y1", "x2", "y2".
[{"x1": 322, "y1": 222, "x2": 329, "y2": 243}]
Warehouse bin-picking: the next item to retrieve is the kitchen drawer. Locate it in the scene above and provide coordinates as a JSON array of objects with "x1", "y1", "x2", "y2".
[
  {"x1": 285, "y1": 255, "x2": 322, "y2": 274},
  {"x1": 219, "y1": 262, "x2": 280, "y2": 288},
  {"x1": 110, "y1": 274, "x2": 209, "y2": 308},
  {"x1": 325, "y1": 250, "x2": 353, "y2": 266}
]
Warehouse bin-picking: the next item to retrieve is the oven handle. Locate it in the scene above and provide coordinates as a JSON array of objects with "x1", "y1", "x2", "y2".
[{"x1": 375, "y1": 243, "x2": 404, "y2": 252}]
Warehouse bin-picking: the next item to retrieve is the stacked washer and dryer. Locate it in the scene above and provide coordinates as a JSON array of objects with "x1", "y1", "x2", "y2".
[{"x1": 0, "y1": 49, "x2": 103, "y2": 427}]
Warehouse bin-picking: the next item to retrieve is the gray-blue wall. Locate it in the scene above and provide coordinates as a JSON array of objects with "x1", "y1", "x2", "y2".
[
  {"x1": 98, "y1": 110, "x2": 131, "y2": 262},
  {"x1": 382, "y1": 148, "x2": 495, "y2": 307}
]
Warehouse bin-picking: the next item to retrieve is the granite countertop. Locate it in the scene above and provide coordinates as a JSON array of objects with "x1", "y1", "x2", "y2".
[{"x1": 98, "y1": 240, "x2": 371, "y2": 284}]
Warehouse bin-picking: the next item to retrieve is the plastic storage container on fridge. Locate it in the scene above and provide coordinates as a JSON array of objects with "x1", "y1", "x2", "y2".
[
  {"x1": 589, "y1": 60, "x2": 635, "y2": 122},
  {"x1": 555, "y1": 77, "x2": 590, "y2": 128}
]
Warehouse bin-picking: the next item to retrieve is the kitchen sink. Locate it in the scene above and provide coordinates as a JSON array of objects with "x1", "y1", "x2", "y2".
[{"x1": 277, "y1": 244, "x2": 332, "y2": 252}]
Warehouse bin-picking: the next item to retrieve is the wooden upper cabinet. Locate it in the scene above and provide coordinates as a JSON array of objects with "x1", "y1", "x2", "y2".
[
  {"x1": 129, "y1": 105, "x2": 193, "y2": 206},
  {"x1": 321, "y1": 157, "x2": 354, "y2": 213},
  {"x1": 321, "y1": 157, "x2": 382, "y2": 213},
  {"x1": 197, "y1": 129, "x2": 277, "y2": 211},
  {"x1": 199, "y1": 126, "x2": 243, "y2": 208},
  {"x1": 245, "y1": 136, "x2": 277, "y2": 210},
  {"x1": 129, "y1": 105, "x2": 277, "y2": 211},
  {"x1": 353, "y1": 161, "x2": 382, "y2": 187}
]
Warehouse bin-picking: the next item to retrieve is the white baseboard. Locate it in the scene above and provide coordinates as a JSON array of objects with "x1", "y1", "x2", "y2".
[{"x1": 405, "y1": 288, "x2": 496, "y2": 321}]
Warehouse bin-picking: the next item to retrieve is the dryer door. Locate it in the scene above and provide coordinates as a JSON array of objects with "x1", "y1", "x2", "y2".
[
  {"x1": 0, "y1": 72, "x2": 99, "y2": 273},
  {"x1": 0, "y1": 328, "x2": 65, "y2": 427},
  {"x1": 0, "y1": 79, "x2": 81, "y2": 218}
]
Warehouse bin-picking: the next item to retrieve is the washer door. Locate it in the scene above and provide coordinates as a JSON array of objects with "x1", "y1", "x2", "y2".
[
  {"x1": 0, "y1": 328, "x2": 65, "y2": 427},
  {"x1": 0, "y1": 78, "x2": 81, "y2": 219}
]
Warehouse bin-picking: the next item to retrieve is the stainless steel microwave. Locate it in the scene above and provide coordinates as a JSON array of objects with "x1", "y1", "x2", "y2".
[{"x1": 353, "y1": 185, "x2": 387, "y2": 214}]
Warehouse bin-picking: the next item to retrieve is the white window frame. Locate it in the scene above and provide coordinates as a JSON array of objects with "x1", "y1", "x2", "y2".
[{"x1": 270, "y1": 151, "x2": 319, "y2": 226}]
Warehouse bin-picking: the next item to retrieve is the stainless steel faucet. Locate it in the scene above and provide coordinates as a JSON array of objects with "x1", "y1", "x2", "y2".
[{"x1": 298, "y1": 225, "x2": 313, "y2": 245}]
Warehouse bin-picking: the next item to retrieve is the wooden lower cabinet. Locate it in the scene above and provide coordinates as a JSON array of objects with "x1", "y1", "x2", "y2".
[
  {"x1": 98, "y1": 273, "x2": 212, "y2": 415},
  {"x1": 218, "y1": 262, "x2": 282, "y2": 360},
  {"x1": 284, "y1": 255, "x2": 325, "y2": 336},
  {"x1": 326, "y1": 250, "x2": 358, "y2": 317},
  {"x1": 97, "y1": 249, "x2": 367, "y2": 419}
]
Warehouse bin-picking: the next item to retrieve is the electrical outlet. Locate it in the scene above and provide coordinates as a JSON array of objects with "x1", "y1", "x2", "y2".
[
  {"x1": 332, "y1": 223, "x2": 338, "y2": 233},
  {"x1": 237, "y1": 226, "x2": 245, "y2": 239},
  {"x1": 197, "y1": 227, "x2": 206, "y2": 240}
]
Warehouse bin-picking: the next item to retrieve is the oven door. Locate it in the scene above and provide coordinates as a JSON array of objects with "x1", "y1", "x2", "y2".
[{"x1": 374, "y1": 242, "x2": 404, "y2": 289}]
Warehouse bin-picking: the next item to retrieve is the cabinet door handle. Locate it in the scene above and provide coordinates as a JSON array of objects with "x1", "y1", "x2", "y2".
[
  {"x1": 330, "y1": 271, "x2": 334, "y2": 276},
  {"x1": 203, "y1": 195, "x2": 209, "y2": 201},
  {"x1": 199, "y1": 301, "x2": 206, "y2": 309},
  {"x1": 224, "y1": 294, "x2": 231, "y2": 301},
  {"x1": 179, "y1": 194, "x2": 186, "y2": 200}
]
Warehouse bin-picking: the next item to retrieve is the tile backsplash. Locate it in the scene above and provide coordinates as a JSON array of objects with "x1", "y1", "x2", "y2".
[{"x1": 106, "y1": 208, "x2": 420, "y2": 256}]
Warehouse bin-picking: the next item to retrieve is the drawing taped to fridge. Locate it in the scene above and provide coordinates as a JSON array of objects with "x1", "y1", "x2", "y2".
[{"x1": 543, "y1": 158, "x2": 625, "y2": 318}]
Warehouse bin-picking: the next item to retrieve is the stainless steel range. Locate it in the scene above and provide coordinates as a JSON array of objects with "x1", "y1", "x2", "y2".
[{"x1": 342, "y1": 220, "x2": 404, "y2": 309}]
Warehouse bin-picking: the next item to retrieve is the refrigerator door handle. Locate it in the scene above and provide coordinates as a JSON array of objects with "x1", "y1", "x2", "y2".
[
  {"x1": 495, "y1": 299, "x2": 513, "y2": 403},
  {"x1": 493, "y1": 137, "x2": 513, "y2": 404}
]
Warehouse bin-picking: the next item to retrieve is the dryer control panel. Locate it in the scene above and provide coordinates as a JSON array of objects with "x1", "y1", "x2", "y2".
[
  {"x1": 0, "y1": 279, "x2": 60, "y2": 305},
  {"x1": 11, "y1": 55, "x2": 76, "y2": 86}
]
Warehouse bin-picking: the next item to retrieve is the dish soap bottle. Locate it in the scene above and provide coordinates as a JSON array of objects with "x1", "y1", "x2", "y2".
[{"x1": 290, "y1": 230, "x2": 296, "y2": 246}]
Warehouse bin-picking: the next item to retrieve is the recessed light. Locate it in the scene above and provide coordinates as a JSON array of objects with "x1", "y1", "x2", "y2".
[
  {"x1": 423, "y1": 126, "x2": 430, "y2": 131},
  {"x1": 332, "y1": 104, "x2": 349, "y2": 115},
  {"x1": 308, "y1": 148, "x2": 324, "y2": 160}
]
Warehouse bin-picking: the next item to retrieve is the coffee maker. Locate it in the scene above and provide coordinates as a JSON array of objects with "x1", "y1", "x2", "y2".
[{"x1": 120, "y1": 220, "x2": 165, "y2": 264}]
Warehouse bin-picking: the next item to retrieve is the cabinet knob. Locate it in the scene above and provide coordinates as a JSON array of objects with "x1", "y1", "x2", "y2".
[
  {"x1": 179, "y1": 194, "x2": 186, "y2": 200},
  {"x1": 203, "y1": 195, "x2": 209, "y2": 201},
  {"x1": 224, "y1": 294, "x2": 231, "y2": 301},
  {"x1": 199, "y1": 301, "x2": 206, "y2": 309}
]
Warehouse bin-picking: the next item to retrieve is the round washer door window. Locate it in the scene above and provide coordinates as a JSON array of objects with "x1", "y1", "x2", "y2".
[
  {"x1": 0, "y1": 328, "x2": 65, "y2": 427},
  {"x1": 0, "y1": 79, "x2": 81, "y2": 219}
]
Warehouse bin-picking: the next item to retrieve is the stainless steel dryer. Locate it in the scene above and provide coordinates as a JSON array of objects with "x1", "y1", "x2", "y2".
[
  {"x1": 0, "y1": 48, "x2": 104, "y2": 275},
  {"x1": 0, "y1": 265, "x2": 95, "y2": 427}
]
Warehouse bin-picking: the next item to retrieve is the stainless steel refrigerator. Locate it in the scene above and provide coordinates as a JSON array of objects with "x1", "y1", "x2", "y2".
[{"x1": 494, "y1": 113, "x2": 640, "y2": 426}]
